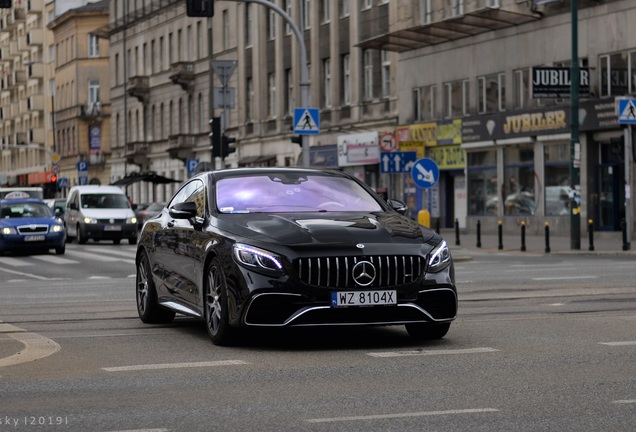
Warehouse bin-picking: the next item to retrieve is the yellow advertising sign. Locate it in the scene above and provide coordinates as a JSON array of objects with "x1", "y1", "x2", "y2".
[
  {"x1": 408, "y1": 123, "x2": 436, "y2": 146},
  {"x1": 398, "y1": 141, "x2": 426, "y2": 158},
  {"x1": 427, "y1": 145, "x2": 466, "y2": 170}
]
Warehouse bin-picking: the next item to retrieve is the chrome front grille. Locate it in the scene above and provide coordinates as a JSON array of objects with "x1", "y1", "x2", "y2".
[
  {"x1": 295, "y1": 255, "x2": 425, "y2": 289},
  {"x1": 17, "y1": 224, "x2": 49, "y2": 234},
  {"x1": 97, "y1": 218, "x2": 126, "y2": 224}
]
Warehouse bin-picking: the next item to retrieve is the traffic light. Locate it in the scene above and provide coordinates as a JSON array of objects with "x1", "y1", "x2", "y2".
[
  {"x1": 222, "y1": 134, "x2": 236, "y2": 157},
  {"x1": 0, "y1": 0, "x2": 11, "y2": 9},
  {"x1": 50, "y1": 174, "x2": 57, "y2": 184},
  {"x1": 186, "y1": 0, "x2": 214, "y2": 17},
  {"x1": 210, "y1": 117, "x2": 221, "y2": 158},
  {"x1": 291, "y1": 135, "x2": 302, "y2": 147}
]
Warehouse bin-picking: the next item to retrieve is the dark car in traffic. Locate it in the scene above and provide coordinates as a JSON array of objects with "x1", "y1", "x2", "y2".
[
  {"x1": 0, "y1": 198, "x2": 66, "y2": 255},
  {"x1": 135, "y1": 168, "x2": 457, "y2": 345}
]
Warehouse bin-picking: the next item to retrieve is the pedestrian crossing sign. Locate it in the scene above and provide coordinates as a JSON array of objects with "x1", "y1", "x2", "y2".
[
  {"x1": 617, "y1": 97, "x2": 636, "y2": 124},
  {"x1": 294, "y1": 107, "x2": 320, "y2": 135}
]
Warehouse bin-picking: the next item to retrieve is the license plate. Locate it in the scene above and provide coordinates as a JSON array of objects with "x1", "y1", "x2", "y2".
[
  {"x1": 24, "y1": 235, "x2": 45, "y2": 242},
  {"x1": 331, "y1": 290, "x2": 397, "y2": 307},
  {"x1": 104, "y1": 225, "x2": 122, "y2": 231}
]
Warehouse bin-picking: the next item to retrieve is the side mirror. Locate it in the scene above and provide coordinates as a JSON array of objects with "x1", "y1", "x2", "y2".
[
  {"x1": 169, "y1": 201, "x2": 198, "y2": 219},
  {"x1": 387, "y1": 199, "x2": 408, "y2": 215},
  {"x1": 132, "y1": 203, "x2": 138, "y2": 210},
  {"x1": 69, "y1": 202, "x2": 78, "y2": 210}
]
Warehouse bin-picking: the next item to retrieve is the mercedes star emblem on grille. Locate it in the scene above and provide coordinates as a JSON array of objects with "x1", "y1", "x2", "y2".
[{"x1": 352, "y1": 260, "x2": 376, "y2": 287}]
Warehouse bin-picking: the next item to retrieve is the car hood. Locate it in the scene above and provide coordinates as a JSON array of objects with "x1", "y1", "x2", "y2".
[
  {"x1": 80, "y1": 209, "x2": 134, "y2": 219},
  {"x1": 215, "y1": 212, "x2": 436, "y2": 248}
]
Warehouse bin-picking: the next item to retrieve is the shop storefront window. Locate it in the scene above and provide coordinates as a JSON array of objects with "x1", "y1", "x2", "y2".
[
  {"x1": 544, "y1": 143, "x2": 570, "y2": 216},
  {"x1": 467, "y1": 150, "x2": 497, "y2": 216},
  {"x1": 503, "y1": 145, "x2": 535, "y2": 215}
]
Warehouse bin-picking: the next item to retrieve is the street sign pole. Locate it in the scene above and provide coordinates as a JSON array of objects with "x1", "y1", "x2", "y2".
[
  {"x1": 569, "y1": 0, "x2": 581, "y2": 250},
  {"x1": 625, "y1": 125, "x2": 633, "y2": 248}
]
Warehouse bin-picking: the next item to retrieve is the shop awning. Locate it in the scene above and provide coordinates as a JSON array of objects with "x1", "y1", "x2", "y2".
[
  {"x1": 357, "y1": 7, "x2": 541, "y2": 53},
  {"x1": 111, "y1": 171, "x2": 181, "y2": 187}
]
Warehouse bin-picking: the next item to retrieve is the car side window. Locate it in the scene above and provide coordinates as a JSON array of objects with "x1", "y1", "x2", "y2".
[{"x1": 169, "y1": 179, "x2": 205, "y2": 217}]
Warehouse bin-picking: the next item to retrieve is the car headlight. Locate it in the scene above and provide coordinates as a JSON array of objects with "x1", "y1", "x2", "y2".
[
  {"x1": 427, "y1": 240, "x2": 451, "y2": 272},
  {"x1": 127, "y1": 216, "x2": 137, "y2": 224},
  {"x1": 83, "y1": 217, "x2": 98, "y2": 224},
  {"x1": 51, "y1": 225, "x2": 64, "y2": 233},
  {"x1": 1, "y1": 227, "x2": 17, "y2": 235},
  {"x1": 233, "y1": 243, "x2": 283, "y2": 274}
]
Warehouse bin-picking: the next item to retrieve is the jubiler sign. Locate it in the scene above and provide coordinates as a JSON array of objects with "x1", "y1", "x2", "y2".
[{"x1": 532, "y1": 66, "x2": 590, "y2": 98}]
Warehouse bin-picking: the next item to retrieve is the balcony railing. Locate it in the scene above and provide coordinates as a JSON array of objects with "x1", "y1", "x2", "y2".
[
  {"x1": 167, "y1": 134, "x2": 197, "y2": 162},
  {"x1": 125, "y1": 141, "x2": 149, "y2": 167},
  {"x1": 26, "y1": 28, "x2": 43, "y2": 46},
  {"x1": 127, "y1": 76, "x2": 149, "y2": 103},
  {"x1": 26, "y1": 0, "x2": 44, "y2": 15},
  {"x1": 169, "y1": 62, "x2": 195, "y2": 91}
]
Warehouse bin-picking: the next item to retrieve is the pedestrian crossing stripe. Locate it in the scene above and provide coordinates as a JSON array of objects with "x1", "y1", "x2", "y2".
[
  {"x1": 293, "y1": 107, "x2": 320, "y2": 135},
  {"x1": 618, "y1": 98, "x2": 636, "y2": 124}
]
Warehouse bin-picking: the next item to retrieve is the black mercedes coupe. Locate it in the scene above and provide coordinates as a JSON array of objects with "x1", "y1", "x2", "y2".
[{"x1": 135, "y1": 168, "x2": 457, "y2": 345}]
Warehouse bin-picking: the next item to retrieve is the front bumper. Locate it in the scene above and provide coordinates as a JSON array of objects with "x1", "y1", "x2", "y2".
[
  {"x1": 82, "y1": 223, "x2": 137, "y2": 240},
  {"x1": 0, "y1": 232, "x2": 65, "y2": 253}
]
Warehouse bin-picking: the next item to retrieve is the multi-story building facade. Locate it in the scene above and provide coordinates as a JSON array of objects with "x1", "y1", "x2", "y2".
[
  {"x1": 361, "y1": 0, "x2": 635, "y2": 240},
  {"x1": 48, "y1": 0, "x2": 111, "y2": 189},
  {"x1": 0, "y1": 0, "x2": 56, "y2": 195},
  {"x1": 107, "y1": 0, "x2": 399, "y2": 205}
]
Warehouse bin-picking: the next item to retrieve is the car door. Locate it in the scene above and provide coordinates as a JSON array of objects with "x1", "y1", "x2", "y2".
[
  {"x1": 154, "y1": 179, "x2": 204, "y2": 308},
  {"x1": 64, "y1": 191, "x2": 79, "y2": 237}
]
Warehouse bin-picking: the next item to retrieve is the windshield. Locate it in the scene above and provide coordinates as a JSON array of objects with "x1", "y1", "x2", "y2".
[
  {"x1": 1, "y1": 202, "x2": 53, "y2": 218},
  {"x1": 216, "y1": 174, "x2": 383, "y2": 213},
  {"x1": 80, "y1": 193, "x2": 130, "y2": 209}
]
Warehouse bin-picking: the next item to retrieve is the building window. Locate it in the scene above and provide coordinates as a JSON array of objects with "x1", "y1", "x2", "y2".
[
  {"x1": 142, "y1": 43, "x2": 147, "y2": 74},
  {"x1": 168, "y1": 33, "x2": 173, "y2": 65},
  {"x1": 323, "y1": 58, "x2": 332, "y2": 108},
  {"x1": 462, "y1": 79, "x2": 471, "y2": 115},
  {"x1": 160, "y1": 103, "x2": 165, "y2": 139},
  {"x1": 443, "y1": 80, "x2": 466, "y2": 118},
  {"x1": 467, "y1": 150, "x2": 497, "y2": 216},
  {"x1": 88, "y1": 80, "x2": 100, "y2": 104},
  {"x1": 150, "y1": 40, "x2": 155, "y2": 74},
  {"x1": 363, "y1": 0, "x2": 372, "y2": 10},
  {"x1": 114, "y1": 53, "x2": 119, "y2": 85},
  {"x1": 425, "y1": 84, "x2": 437, "y2": 120},
  {"x1": 513, "y1": 68, "x2": 530, "y2": 109},
  {"x1": 159, "y1": 37, "x2": 164, "y2": 71},
  {"x1": 246, "y1": 4, "x2": 253, "y2": 47},
  {"x1": 504, "y1": 145, "x2": 535, "y2": 216},
  {"x1": 88, "y1": 33, "x2": 99, "y2": 57},
  {"x1": 381, "y1": 50, "x2": 391, "y2": 97},
  {"x1": 177, "y1": 29, "x2": 182, "y2": 61},
  {"x1": 599, "y1": 51, "x2": 633, "y2": 97},
  {"x1": 478, "y1": 73, "x2": 505, "y2": 114},
  {"x1": 342, "y1": 0, "x2": 350, "y2": 17},
  {"x1": 285, "y1": 68, "x2": 293, "y2": 115},
  {"x1": 198, "y1": 93, "x2": 204, "y2": 132},
  {"x1": 303, "y1": 0, "x2": 311, "y2": 29},
  {"x1": 343, "y1": 54, "x2": 351, "y2": 105},
  {"x1": 544, "y1": 143, "x2": 570, "y2": 216},
  {"x1": 285, "y1": 0, "x2": 292, "y2": 34},
  {"x1": 197, "y1": 21, "x2": 203, "y2": 58},
  {"x1": 187, "y1": 25, "x2": 193, "y2": 61},
  {"x1": 246, "y1": 78, "x2": 254, "y2": 122},
  {"x1": 412, "y1": 87, "x2": 422, "y2": 121},
  {"x1": 268, "y1": 8, "x2": 276, "y2": 40},
  {"x1": 420, "y1": 0, "x2": 431, "y2": 24},
  {"x1": 268, "y1": 73, "x2": 276, "y2": 118},
  {"x1": 452, "y1": 0, "x2": 464, "y2": 16},
  {"x1": 364, "y1": 50, "x2": 373, "y2": 100},
  {"x1": 223, "y1": 9, "x2": 230, "y2": 50},
  {"x1": 321, "y1": 0, "x2": 330, "y2": 23}
]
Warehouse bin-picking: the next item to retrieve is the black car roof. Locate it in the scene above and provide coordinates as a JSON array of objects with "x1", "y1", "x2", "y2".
[
  {"x1": 0, "y1": 198, "x2": 47, "y2": 205},
  {"x1": 201, "y1": 167, "x2": 347, "y2": 181}
]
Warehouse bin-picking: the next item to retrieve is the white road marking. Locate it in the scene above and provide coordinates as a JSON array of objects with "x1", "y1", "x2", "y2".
[
  {"x1": 107, "y1": 429, "x2": 169, "y2": 432},
  {"x1": 547, "y1": 303, "x2": 565, "y2": 306},
  {"x1": 367, "y1": 347, "x2": 499, "y2": 358},
  {"x1": 85, "y1": 247, "x2": 137, "y2": 259},
  {"x1": 306, "y1": 408, "x2": 500, "y2": 423},
  {"x1": 531, "y1": 276, "x2": 597, "y2": 281},
  {"x1": 613, "y1": 400, "x2": 636, "y2": 404},
  {"x1": 0, "y1": 267, "x2": 50, "y2": 280},
  {"x1": 102, "y1": 360, "x2": 249, "y2": 372},
  {"x1": 64, "y1": 249, "x2": 126, "y2": 262},
  {"x1": 0, "y1": 322, "x2": 61, "y2": 368},
  {"x1": 0, "y1": 256, "x2": 32, "y2": 267},
  {"x1": 599, "y1": 341, "x2": 636, "y2": 346},
  {"x1": 32, "y1": 255, "x2": 79, "y2": 265}
]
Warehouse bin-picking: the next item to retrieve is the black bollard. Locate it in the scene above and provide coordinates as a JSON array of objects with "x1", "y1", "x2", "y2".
[
  {"x1": 587, "y1": 219, "x2": 594, "y2": 251},
  {"x1": 622, "y1": 218, "x2": 630, "y2": 251},
  {"x1": 476, "y1": 220, "x2": 482, "y2": 248},
  {"x1": 455, "y1": 218, "x2": 460, "y2": 246},
  {"x1": 544, "y1": 222, "x2": 551, "y2": 253},
  {"x1": 498, "y1": 220, "x2": 503, "y2": 250},
  {"x1": 520, "y1": 221, "x2": 526, "y2": 251}
]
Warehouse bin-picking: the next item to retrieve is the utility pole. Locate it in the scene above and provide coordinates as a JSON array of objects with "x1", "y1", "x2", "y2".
[{"x1": 570, "y1": 0, "x2": 581, "y2": 250}]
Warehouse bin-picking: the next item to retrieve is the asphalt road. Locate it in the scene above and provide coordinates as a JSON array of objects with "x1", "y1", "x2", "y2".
[{"x1": 1, "y1": 245, "x2": 635, "y2": 431}]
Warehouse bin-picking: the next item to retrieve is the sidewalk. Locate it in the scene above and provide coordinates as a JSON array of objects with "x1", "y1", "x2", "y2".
[{"x1": 438, "y1": 228, "x2": 636, "y2": 259}]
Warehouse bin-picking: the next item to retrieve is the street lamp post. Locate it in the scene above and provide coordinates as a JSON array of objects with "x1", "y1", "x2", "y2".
[{"x1": 570, "y1": 0, "x2": 581, "y2": 250}]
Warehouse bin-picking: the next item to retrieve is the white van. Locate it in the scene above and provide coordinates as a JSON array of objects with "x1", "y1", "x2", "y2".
[{"x1": 64, "y1": 185, "x2": 137, "y2": 244}]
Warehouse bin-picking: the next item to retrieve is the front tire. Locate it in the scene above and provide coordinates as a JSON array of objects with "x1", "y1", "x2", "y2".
[
  {"x1": 405, "y1": 322, "x2": 451, "y2": 341},
  {"x1": 55, "y1": 245, "x2": 65, "y2": 255},
  {"x1": 128, "y1": 236, "x2": 137, "y2": 245},
  {"x1": 77, "y1": 225, "x2": 87, "y2": 244},
  {"x1": 136, "y1": 251, "x2": 175, "y2": 324},
  {"x1": 204, "y1": 258, "x2": 235, "y2": 346}
]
